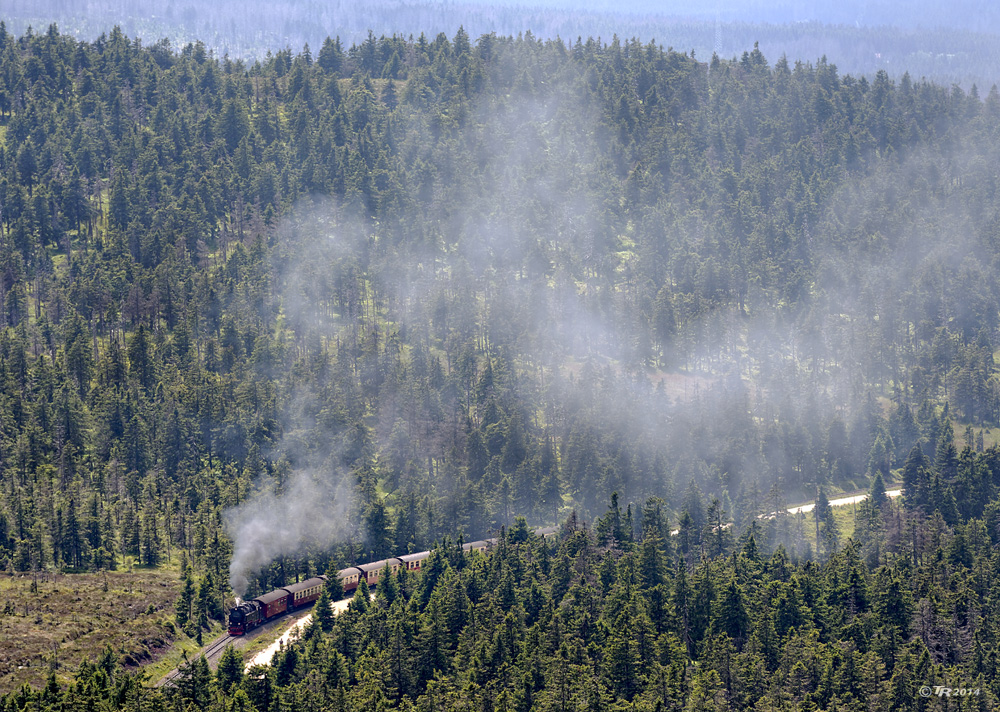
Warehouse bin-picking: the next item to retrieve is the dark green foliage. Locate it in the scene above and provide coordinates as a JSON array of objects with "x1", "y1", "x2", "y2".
[
  {"x1": 0, "y1": 23, "x2": 999, "y2": 708},
  {"x1": 0, "y1": 29, "x2": 995, "y2": 585},
  {"x1": 215, "y1": 644, "x2": 243, "y2": 693},
  {"x1": 325, "y1": 563, "x2": 346, "y2": 600},
  {"x1": 82, "y1": 500, "x2": 992, "y2": 711},
  {"x1": 175, "y1": 563, "x2": 195, "y2": 628},
  {"x1": 814, "y1": 487, "x2": 839, "y2": 559},
  {"x1": 312, "y1": 586, "x2": 335, "y2": 633},
  {"x1": 175, "y1": 655, "x2": 212, "y2": 709}
]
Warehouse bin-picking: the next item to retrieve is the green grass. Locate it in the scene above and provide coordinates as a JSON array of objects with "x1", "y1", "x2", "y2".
[
  {"x1": 831, "y1": 502, "x2": 860, "y2": 541},
  {"x1": 786, "y1": 507, "x2": 857, "y2": 550},
  {"x1": 963, "y1": 423, "x2": 1000, "y2": 449}
]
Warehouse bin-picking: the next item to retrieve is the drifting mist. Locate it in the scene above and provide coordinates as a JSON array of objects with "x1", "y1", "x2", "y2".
[{"x1": 199, "y1": 30, "x2": 1000, "y2": 587}]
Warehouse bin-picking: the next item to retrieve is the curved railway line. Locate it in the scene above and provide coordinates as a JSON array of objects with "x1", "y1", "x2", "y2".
[{"x1": 156, "y1": 633, "x2": 234, "y2": 687}]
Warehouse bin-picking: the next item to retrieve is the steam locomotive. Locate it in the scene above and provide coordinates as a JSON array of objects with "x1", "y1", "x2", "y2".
[{"x1": 228, "y1": 527, "x2": 558, "y2": 635}]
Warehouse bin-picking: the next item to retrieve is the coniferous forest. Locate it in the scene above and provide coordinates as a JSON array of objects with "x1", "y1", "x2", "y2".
[{"x1": 1, "y1": 21, "x2": 1000, "y2": 710}]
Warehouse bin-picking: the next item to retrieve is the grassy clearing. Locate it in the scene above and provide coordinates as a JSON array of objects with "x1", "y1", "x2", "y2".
[
  {"x1": 831, "y1": 502, "x2": 860, "y2": 541},
  {"x1": 0, "y1": 569, "x2": 182, "y2": 693},
  {"x1": 964, "y1": 423, "x2": 1000, "y2": 449},
  {"x1": 787, "y1": 506, "x2": 858, "y2": 550}
]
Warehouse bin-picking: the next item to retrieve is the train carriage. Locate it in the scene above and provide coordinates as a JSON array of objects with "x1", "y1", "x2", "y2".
[
  {"x1": 462, "y1": 539, "x2": 491, "y2": 554},
  {"x1": 358, "y1": 557, "x2": 404, "y2": 586},
  {"x1": 338, "y1": 566, "x2": 365, "y2": 593},
  {"x1": 282, "y1": 576, "x2": 328, "y2": 611},
  {"x1": 256, "y1": 588, "x2": 290, "y2": 619},
  {"x1": 229, "y1": 525, "x2": 560, "y2": 634},
  {"x1": 398, "y1": 551, "x2": 431, "y2": 572}
]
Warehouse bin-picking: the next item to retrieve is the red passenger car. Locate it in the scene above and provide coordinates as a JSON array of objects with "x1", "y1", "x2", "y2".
[{"x1": 283, "y1": 577, "x2": 327, "y2": 610}]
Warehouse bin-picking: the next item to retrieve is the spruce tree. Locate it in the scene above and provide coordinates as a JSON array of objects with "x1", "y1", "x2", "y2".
[
  {"x1": 216, "y1": 644, "x2": 244, "y2": 693},
  {"x1": 325, "y1": 563, "x2": 345, "y2": 600},
  {"x1": 176, "y1": 563, "x2": 195, "y2": 628},
  {"x1": 378, "y1": 563, "x2": 399, "y2": 605},
  {"x1": 313, "y1": 586, "x2": 335, "y2": 633},
  {"x1": 902, "y1": 445, "x2": 929, "y2": 511}
]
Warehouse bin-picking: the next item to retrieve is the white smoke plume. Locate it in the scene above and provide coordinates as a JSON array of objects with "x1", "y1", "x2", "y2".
[
  {"x1": 226, "y1": 465, "x2": 354, "y2": 598},
  {"x1": 225, "y1": 200, "x2": 367, "y2": 598}
]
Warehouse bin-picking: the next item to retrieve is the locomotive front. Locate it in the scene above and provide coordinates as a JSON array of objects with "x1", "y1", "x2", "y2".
[{"x1": 228, "y1": 600, "x2": 261, "y2": 635}]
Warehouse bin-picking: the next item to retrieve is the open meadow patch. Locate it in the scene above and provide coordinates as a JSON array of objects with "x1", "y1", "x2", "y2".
[{"x1": 0, "y1": 570, "x2": 181, "y2": 692}]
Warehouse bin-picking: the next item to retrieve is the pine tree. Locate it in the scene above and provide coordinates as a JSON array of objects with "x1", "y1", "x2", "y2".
[
  {"x1": 386, "y1": 614, "x2": 413, "y2": 701},
  {"x1": 325, "y1": 563, "x2": 345, "y2": 600},
  {"x1": 378, "y1": 562, "x2": 400, "y2": 605},
  {"x1": 64, "y1": 497, "x2": 82, "y2": 568},
  {"x1": 715, "y1": 578, "x2": 750, "y2": 649},
  {"x1": 127, "y1": 325, "x2": 153, "y2": 390},
  {"x1": 673, "y1": 559, "x2": 694, "y2": 656},
  {"x1": 902, "y1": 445, "x2": 930, "y2": 511},
  {"x1": 176, "y1": 655, "x2": 213, "y2": 709},
  {"x1": 176, "y1": 563, "x2": 195, "y2": 628},
  {"x1": 216, "y1": 644, "x2": 244, "y2": 693},
  {"x1": 638, "y1": 532, "x2": 666, "y2": 589},
  {"x1": 604, "y1": 610, "x2": 640, "y2": 700},
  {"x1": 393, "y1": 492, "x2": 419, "y2": 554},
  {"x1": 140, "y1": 507, "x2": 160, "y2": 566},
  {"x1": 313, "y1": 586, "x2": 334, "y2": 633},
  {"x1": 364, "y1": 499, "x2": 393, "y2": 560},
  {"x1": 869, "y1": 471, "x2": 889, "y2": 510},
  {"x1": 196, "y1": 575, "x2": 211, "y2": 629},
  {"x1": 352, "y1": 578, "x2": 371, "y2": 614},
  {"x1": 814, "y1": 487, "x2": 839, "y2": 558}
]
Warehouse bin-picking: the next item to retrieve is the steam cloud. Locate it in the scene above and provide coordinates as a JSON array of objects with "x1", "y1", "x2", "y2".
[
  {"x1": 226, "y1": 466, "x2": 354, "y2": 598},
  {"x1": 225, "y1": 206, "x2": 366, "y2": 598}
]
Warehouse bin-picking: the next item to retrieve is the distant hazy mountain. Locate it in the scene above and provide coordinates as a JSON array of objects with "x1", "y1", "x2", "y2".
[
  {"x1": 5, "y1": 0, "x2": 1000, "y2": 87},
  {"x1": 484, "y1": 0, "x2": 1000, "y2": 34}
]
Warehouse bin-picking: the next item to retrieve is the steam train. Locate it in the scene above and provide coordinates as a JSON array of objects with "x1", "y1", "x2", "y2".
[{"x1": 228, "y1": 526, "x2": 559, "y2": 635}]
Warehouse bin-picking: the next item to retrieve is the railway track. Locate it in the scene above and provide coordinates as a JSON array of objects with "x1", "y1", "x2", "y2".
[{"x1": 156, "y1": 633, "x2": 234, "y2": 687}]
